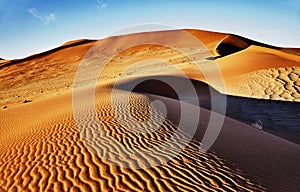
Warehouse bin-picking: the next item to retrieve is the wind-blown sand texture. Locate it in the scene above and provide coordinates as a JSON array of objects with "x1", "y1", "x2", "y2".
[{"x1": 1, "y1": 29, "x2": 300, "y2": 191}]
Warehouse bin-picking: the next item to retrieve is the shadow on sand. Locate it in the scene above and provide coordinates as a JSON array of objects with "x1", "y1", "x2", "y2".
[{"x1": 115, "y1": 75, "x2": 300, "y2": 145}]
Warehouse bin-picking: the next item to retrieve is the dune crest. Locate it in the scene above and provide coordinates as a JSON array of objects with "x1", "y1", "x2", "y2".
[{"x1": 215, "y1": 35, "x2": 250, "y2": 57}]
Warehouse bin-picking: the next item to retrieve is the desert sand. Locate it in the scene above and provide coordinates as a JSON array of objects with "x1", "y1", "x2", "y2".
[{"x1": 0, "y1": 29, "x2": 300, "y2": 191}]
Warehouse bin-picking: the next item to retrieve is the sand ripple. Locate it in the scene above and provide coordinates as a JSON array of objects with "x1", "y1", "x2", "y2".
[{"x1": 0, "y1": 89, "x2": 264, "y2": 191}]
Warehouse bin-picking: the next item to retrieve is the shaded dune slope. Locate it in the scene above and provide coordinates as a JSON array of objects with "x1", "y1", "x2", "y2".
[
  {"x1": 215, "y1": 35, "x2": 251, "y2": 57},
  {"x1": 146, "y1": 94, "x2": 300, "y2": 192},
  {"x1": 116, "y1": 75, "x2": 300, "y2": 145}
]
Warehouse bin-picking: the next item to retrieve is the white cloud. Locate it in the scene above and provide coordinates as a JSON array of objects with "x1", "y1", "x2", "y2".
[
  {"x1": 96, "y1": 0, "x2": 108, "y2": 10},
  {"x1": 27, "y1": 8, "x2": 56, "y2": 26},
  {"x1": 27, "y1": 8, "x2": 43, "y2": 21},
  {"x1": 45, "y1": 13, "x2": 56, "y2": 24},
  {"x1": 101, "y1": 3, "x2": 108, "y2": 9}
]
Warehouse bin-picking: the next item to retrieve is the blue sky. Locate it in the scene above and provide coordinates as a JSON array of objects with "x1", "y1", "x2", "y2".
[{"x1": 0, "y1": 0, "x2": 300, "y2": 59}]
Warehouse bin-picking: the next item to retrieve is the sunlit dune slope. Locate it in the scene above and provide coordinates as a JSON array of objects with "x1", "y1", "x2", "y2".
[
  {"x1": 1, "y1": 85, "x2": 273, "y2": 191},
  {"x1": 188, "y1": 30, "x2": 300, "y2": 101},
  {"x1": 2, "y1": 29, "x2": 300, "y2": 107},
  {"x1": 217, "y1": 45, "x2": 300, "y2": 101}
]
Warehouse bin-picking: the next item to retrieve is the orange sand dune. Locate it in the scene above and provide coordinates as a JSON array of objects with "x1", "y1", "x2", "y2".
[
  {"x1": 184, "y1": 30, "x2": 300, "y2": 101},
  {"x1": 0, "y1": 84, "x2": 268, "y2": 191},
  {"x1": 1, "y1": 29, "x2": 300, "y2": 191},
  {"x1": 279, "y1": 48, "x2": 300, "y2": 56},
  {"x1": 0, "y1": 58, "x2": 9, "y2": 66},
  {"x1": 217, "y1": 46, "x2": 300, "y2": 101}
]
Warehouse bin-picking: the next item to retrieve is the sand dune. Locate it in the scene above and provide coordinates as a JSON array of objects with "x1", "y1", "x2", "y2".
[
  {"x1": 215, "y1": 35, "x2": 250, "y2": 57},
  {"x1": 217, "y1": 45, "x2": 300, "y2": 100},
  {"x1": 146, "y1": 93, "x2": 300, "y2": 192},
  {"x1": 0, "y1": 85, "x2": 266, "y2": 191},
  {"x1": 0, "y1": 58, "x2": 9, "y2": 66},
  {"x1": 1, "y1": 29, "x2": 300, "y2": 191}
]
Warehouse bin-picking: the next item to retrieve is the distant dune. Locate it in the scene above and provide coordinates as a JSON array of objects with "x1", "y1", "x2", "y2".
[
  {"x1": 0, "y1": 29, "x2": 300, "y2": 191},
  {"x1": 0, "y1": 58, "x2": 8, "y2": 65}
]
